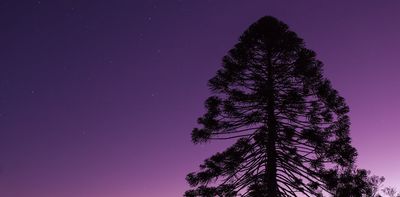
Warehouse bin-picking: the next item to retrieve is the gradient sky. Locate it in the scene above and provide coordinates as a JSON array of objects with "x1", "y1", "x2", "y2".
[{"x1": 1, "y1": 1, "x2": 400, "y2": 196}]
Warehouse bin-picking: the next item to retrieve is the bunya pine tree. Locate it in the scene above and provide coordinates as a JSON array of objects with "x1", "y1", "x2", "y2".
[{"x1": 185, "y1": 16, "x2": 359, "y2": 197}]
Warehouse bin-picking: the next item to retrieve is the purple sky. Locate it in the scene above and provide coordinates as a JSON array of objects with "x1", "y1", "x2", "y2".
[{"x1": 0, "y1": 1, "x2": 399, "y2": 196}]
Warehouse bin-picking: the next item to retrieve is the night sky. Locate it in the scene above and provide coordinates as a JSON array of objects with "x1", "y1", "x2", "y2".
[{"x1": 1, "y1": 1, "x2": 400, "y2": 196}]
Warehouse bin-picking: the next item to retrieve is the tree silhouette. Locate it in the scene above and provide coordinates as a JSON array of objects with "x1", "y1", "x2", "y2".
[
  {"x1": 381, "y1": 187, "x2": 400, "y2": 197},
  {"x1": 185, "y1": 16, "x2": 358, "y2": 196},
  {"x1": 327, "y1": 167, "x2": 384, "y2": 197}
]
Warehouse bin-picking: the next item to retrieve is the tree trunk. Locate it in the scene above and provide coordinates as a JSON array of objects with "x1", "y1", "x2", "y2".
[
  {"x1": 265, "y1": 101, "x2": 278, "y2": 196},
  {"x1": 265, "y1": 58, "x2": 278, "y2": 196}
]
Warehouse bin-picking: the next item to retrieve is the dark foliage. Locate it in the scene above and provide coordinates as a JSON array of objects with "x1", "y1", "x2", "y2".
[
  {"x1": 185, "y1": 16, "x2": 359, "y2": 196},
  {"x1": 326, "y1": 167, "x2": 384, "y2": 197}
]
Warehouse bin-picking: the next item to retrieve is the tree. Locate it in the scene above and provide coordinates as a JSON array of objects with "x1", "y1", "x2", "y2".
[
  {"x1": 381, "y1": 187, "x2": 400, "y2": 197},
  {"x1": 327, "y1": 167, "x2": 384, "y2": 197},
  {"x1": 185, "y1": 16, "x2": 358, "y2": 196}
]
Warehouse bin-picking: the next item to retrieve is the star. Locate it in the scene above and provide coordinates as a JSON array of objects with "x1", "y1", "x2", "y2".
[
  {"x1": 34, "y1": 1, "x2": 41, "y2": 8},
  {"x1": 138, "y1": 33, "x2": 144, "y2": 41}
]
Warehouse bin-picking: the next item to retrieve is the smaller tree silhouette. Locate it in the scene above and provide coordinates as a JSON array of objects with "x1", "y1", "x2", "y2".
[
  {"x1": 381, "y1": 187, "x2": 400, "y2": 197},
  {"x1": 326, "y1": 167, "x2": 384, "y2": 197}
]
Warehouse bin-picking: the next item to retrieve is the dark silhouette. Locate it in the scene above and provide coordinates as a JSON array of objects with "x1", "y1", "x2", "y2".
[
  {"x1": 185, "y1": 16, "x2": 365, "y2": 196},
  {"x1": 328, "y1": 167, "x2": 384, "y2": 197},
  {"x1": 381, "y1": 187, "x2": 400, "y2": 197}
]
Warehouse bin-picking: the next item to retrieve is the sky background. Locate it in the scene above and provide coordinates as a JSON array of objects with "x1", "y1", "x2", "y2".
[{"x1": 0, "y1": 0, "x2": 399, "y2": 196}]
